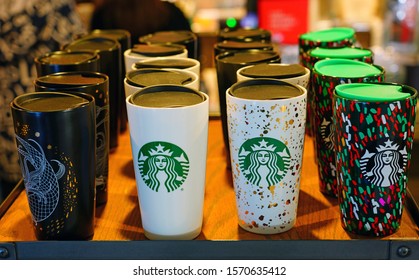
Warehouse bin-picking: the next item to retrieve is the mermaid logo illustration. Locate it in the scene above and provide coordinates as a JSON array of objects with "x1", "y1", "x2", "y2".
[
  {"x1": 238, "y1": 137, "x2": 291, "y2": 187},
  {"x1": 138, "y1": 141, "x2": 189, "y2": 192},
  {"x1": 320, "y1": 117, "x2": 335, "y2": 150},
  {"x1": 15, "y1": 135, "x2": 65, "y2": 223},
  {"x1": 360, "y1": 139, "x2": 407, "y2": 187}
]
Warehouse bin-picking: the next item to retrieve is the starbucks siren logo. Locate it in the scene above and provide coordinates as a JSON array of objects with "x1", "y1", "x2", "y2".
[
  {"x1": 360, "y1": 138, "x2": 407, "y2": 187},
  {"x1": 320, "y1": 117, "x2": 335, "y2": 150},
  {"x1": 138, "y1": 141, "x2": 189, "y2": 192},
  {"x1": 239, "y1": 137, "x2": 291, "y2": 187}
]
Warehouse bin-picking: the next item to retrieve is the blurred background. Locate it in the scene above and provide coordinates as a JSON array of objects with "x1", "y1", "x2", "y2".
[{"x1": 75, "y1": 0, "x2": 419, "y2": 89}]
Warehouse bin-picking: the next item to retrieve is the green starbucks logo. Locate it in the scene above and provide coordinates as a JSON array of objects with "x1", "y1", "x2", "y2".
[
  {"x1": 239, "y1": 137, "x2": 291, "y2": 187},
  {"x1": 138, "y1": 141, "x2": 189, "y2": 192}
]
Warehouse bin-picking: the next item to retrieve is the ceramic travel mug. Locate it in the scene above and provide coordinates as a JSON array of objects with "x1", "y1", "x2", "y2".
[
  {"x1": 34, "y1": 72, "x2": 110, "y2": 206},
  {"x1": 298, "y1": 27, "x2": 356, "y2": 137},
  {"x1": 11, "y1": 92, "x2": 96, "y2": 240},
  {"x1": 34, "y1": 50, "x2": 100, "y2": 77},
  {"x1": 215, "y1": 50, "x2": 280, "y2": 166},
  {"x1": 304, "y1": 46, "x2": 374, "y2": 140},
  {"x1": 237, "y1": 63, "x2": 310, "y2": 89},
  {"x1": 124, "y1": 68, "x2": 199, "y2": 98},
  {"x1": 333, "y1": 82, "x2": 417, "y2": 236},
  {"x1": 85, "y1": 29, "x2": 131, "y2": 133},
  {"x1": 126, "y1": 85, "x2": 208, "y2": 240},
  {"x1": 227, "y1": 78, "x2": 307, "y2": 234},
  {"x1": 64, "y1": 36, "x2": 121, "y2": 151},
  {"x1": 312, "y1": 59, "x2": 385, "y2": 198}
]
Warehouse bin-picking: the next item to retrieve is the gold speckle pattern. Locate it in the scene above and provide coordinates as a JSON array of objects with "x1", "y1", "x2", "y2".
[{"x1": 227, "y1": 83, "x2": 307, "y2": 234}]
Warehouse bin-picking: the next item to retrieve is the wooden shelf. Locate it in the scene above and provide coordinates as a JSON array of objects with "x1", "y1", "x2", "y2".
[{"x1": 1, "y1": 118, "x2": 418, "y2": 259}]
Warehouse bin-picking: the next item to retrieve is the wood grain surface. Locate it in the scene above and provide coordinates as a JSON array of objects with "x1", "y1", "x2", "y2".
[{"x1": 1, "y1": 118, "x2": 418, "y2": 241}]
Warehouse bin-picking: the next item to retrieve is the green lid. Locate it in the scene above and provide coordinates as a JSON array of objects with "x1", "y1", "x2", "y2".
[
  {"x1": 335, "y1": 83, "x2": 412, "y2": 101},
  {"x1": 314, "y1": 59, "x2": 382, "y2": 78},
  {"x1": 310, "y1": 47, "x2": 372, "y2": 59},
  {"x1": 300, "y1": 27, "x2": 355, "y2": 42}
]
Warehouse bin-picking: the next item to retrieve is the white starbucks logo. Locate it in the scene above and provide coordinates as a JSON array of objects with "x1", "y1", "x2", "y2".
[
  {"x1": 238, "y1": 137, "x2": 291, "y2": 187},
  {"x1": 138, "y1": 142, "x2": 189, "y2": 192},
  {"x1": 360, "y1": 139, "x2": 407, "y2": 187}
]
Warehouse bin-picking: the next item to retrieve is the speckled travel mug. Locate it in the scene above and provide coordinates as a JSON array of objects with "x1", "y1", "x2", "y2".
[
  {"x1": 334, "y1": 82, "x2": 417, "y2": 236},
  {"x1": 227, "y1": 79, "x2": 307, "y2": 234},
  {"x1": 298, "y1": 27, "x2": 356, "y2": 137},
  {"x1": 312, "y1": 59, "x2": 385, "y2": 198}
]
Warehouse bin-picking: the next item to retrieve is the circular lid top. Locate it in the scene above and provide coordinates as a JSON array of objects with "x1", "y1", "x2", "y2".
[
  {"x1": 130, "y1": 44, "x2": 185, "y2": 56},
  {"x1": 309, "y1": 47, "x2": 372, "y2": 59},
  {"x1": 36, "y1": 51, "x2": 98, "y2": 65},
  {"x1": 90, "y1": 29, "x2": 131, "y2": 39},
  {"x1": 139, "y1": 30, "x2": 197, "y2": 44},
  {"x1": 13, "y1": 92, "x2": 90, "y2": 112},
  {"x1": 127, "y1": 69, "x2": 193, "y2": 87},
  {"x1": 240, "y1": 63, "x2": 306, "y2": 79},
  {"x1": 314, "y1": 59, "x2": 382, "y2": 78},
  {"x1": 300, "y1": 27, "x2": 355, "y2": 42},
  {"x1": 135, "y1": 58, "x2": 196, "y2": 69},
  {"x1": 230, "y1": 79, "x2": 304, "y2": 100},
  {"x1": 215, "y1": 40, "x2": 273, "y2": 50},
  {"x1": 218, "y1": 28, "x2": 271, "y2": 41},
  {"x1": 335, "y1": 83, "x2": 413, "y2": 101},
  {"x1": 130, "y1": 85, "x2": 205, "y2": 108},
  {"x1": 36, "y1": 72, "x2": 106, "y2": 86},
  {"x1": 65, "y1": 37, "x2": 119, "y2": 52},
  {"x1": 217, "y1": 50, "x2": 279, "y2": 64}
]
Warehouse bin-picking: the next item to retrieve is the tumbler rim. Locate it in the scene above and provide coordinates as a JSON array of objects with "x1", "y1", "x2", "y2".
[
  {"x1": 308, "y1": 46, "x2": 373, "y2": 60},
  {"x1": 228, "y1": 78, "x2": 307, "y2": 101},
  {"x1": 333, "y1": 82, "x2": 418, "y2": 102},
  {"x1": 34, "y1": 71, "x2": 109, "y2": 88},
  {"x1": 11, "y1": 91, "x2": 95, "y2": 113},
  {"x1": 215, "y1": 49, "x2": 280, "y2": 65},
  {"x1": 34, "y1": 50, "x2": 99, "y2": 66},
  {"x1": 313, "y1": 58, "x2": 384, "y2": 79},
  {"x1": 126, "y1": 68, "x2": 196, "y2": 88},
  {"x1": 127, "y1": 84, "x2": 207, "y2": 109},
  {"x1": 299, "y1": 27, "x2": 355, "y2": 42}
]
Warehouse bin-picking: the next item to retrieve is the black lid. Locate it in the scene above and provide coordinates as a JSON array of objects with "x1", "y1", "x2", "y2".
[
  {"x1": 35, "y1": 50, "x2": 98, "y2": 65},
  {"x1": 139, "y1": 30, "x2": 197, "y2": 44},
  {"x1": 216, "y1": 40, "x2": 273, "y2": 50},
  {"x1": 126, "y1": 69, "x2": 193, "y2": 87},
  {"x1": 230, "y1": 79, "x2": 304, "y2": 100},
  {"x1": 36, "y1": 72, "x2": 107, "y2": 87},
  {"x1": 134, "y1": 58, "x2": 196, "y2": 69},
  {"x1": 64, "y1": 37, "x2": 120, "y2": 52},
  {"x1": 90, "y1": 29, "x2": 131, "y2": 40},
  {"x1": 218, "y1": 28, "x2": 271, "y2": 42},
  {"x1": 240, "y1": 63, "x2": 306, "y2": 79},
  {"x1": 130, "y1": 85, "x2": 205, "y2": 108},
  {"x1": 12, "y1": 92, "x2": 91, "y2": 112},
  {"x1": 216, "y1": 50, "x2": 280, "y2": 65},
  {"x1": 130, "y1": 44, "x2": 186, "y2": 56}
]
